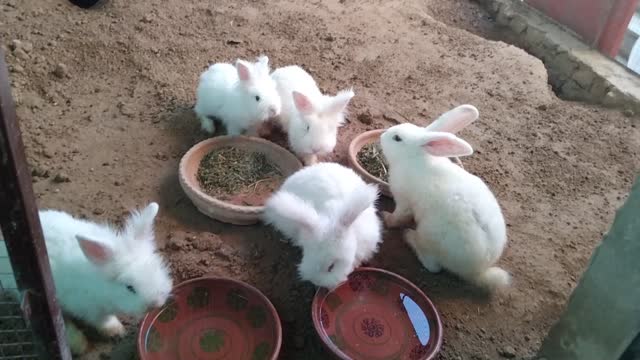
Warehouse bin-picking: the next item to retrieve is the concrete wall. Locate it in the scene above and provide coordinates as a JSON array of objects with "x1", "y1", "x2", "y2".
[
  {"x1": 525, "y1": 0, "x2": 614, "y2": 46},
  {"x1": 479, "y1": 0, "x2": 640, "y2": 114}
]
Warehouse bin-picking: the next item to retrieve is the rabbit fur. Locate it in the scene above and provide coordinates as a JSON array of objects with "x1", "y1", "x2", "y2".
[
  {"x1": 195, "y1": 55, "x2": 281, "y2": 136},
  {"x1": 38, "y1": 202, "x2": 172, "y2": 354},
  {"x1": 271, "y1": 65, "x2": 354, "y2": 165},
  {"x1": 380, "y1": 105, "x2": 510, "y2": 291},
  {"x1": 263, "y1": 162, "x2": 382, "y2": 289}
]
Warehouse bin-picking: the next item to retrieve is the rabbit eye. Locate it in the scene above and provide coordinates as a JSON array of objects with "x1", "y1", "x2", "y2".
[
  {"x1": 306, "y1": 124, "x2": 310, "y2": 132},
  {"x1": 255, "y1": 95, "x2": 260, "y2": 102},
  {"x1": 126, "y1": 285, "x2": 137, "y2": 294},
  {"x1": 393, "y1": 134, "x2": 402, "y2": 142},
  {"x1": 327, "y1": 263, "x2": 335, "y2": 272}
]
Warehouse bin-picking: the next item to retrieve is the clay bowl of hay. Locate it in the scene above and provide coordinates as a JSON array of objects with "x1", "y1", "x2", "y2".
[
  {"x1": 179, "y1": 136, "x2": 302, "y2": 225},
  {"x1": 348, "y1": 130, "x2": 464, "y2": 199}
]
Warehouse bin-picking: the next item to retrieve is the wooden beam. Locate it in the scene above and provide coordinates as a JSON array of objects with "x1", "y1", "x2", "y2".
[
  {"x1": 539, "y1": 175, "x2": 640, "y2": 360},
  {"x1": 0, "y1": 49, "x2": 71, "y2": 359}
]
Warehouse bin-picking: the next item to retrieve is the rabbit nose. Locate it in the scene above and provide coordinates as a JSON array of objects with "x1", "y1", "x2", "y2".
[{"x1": 268, "y1": 107, "x2": 278, "y2": 117}]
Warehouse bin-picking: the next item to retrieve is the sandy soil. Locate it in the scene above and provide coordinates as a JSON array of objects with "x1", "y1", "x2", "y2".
[{"x1": 1, "y1": 0, "x2": 639, "y2": 358}]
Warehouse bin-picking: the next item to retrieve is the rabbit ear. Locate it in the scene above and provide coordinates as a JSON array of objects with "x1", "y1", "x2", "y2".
[
  {"x1": 293, "y1": 91, "x2": 315, "y2": 115},
  {"x1": 257, "y1": 55, "x2": 269, "y2": 67},
  {"x1": 265, "y1": 191, "x2": 321, "y2": 235},
  {"x1": 256, "y1": 56, "x2": 270, "y2": 73},
  {"x1": 336, "y1": 183, "x2": 378, "y2": 228},
  {"x1": 325, "y1": 89, "x2": 354, "y2": 117},
  {"x1": 141, "y1": 202, "x2": 160, "y2": 220},
  {"x1": 125, "y1": 202, "x2": 159, "y2": 243},
  {"x1": 236, "y1": 60, "x2": 253, "y2": 82},
  {"x1": 421, "y1": 132, "x2": 473, "y2": 157},
  {"x1": 76, "y1": 235, "x2": 114, "y2": 265},
  {"x1": 425, "y1": 105, "x2": 479, "y2": 133}
]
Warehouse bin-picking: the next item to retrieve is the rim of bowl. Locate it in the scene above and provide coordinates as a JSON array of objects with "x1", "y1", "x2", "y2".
[
  {"x1": 347, "y1": 129, "x2": 390, "y2": 189},
  {"x1": 137, "y1": 276, "x2": 283, "y2": 360},
  {"x1": 310, "y1": 267, "x2": 443, "y2": 360},
  {"x1": 178, "y1": 135, "x2": 302, "y2": 215}
]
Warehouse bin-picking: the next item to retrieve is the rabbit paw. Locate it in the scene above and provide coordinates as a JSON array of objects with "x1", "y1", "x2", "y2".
[
  {"x1": 243, "y1": 127, "x2": 259, "y2": 137},
  {"x1": 383, "y1": 211, "x2": 400, "y2": 228},
  {"x1": 404, "y1": 229, "x2": 442, "y2": 273},
  {"x1": 199, "y1": 116, "x2": 216, "y2": 134},
  {"x1": 384, "y1": 210, "x2": 413, "y2": 228},
  {"x1": 100, "y1": 315, "x2": 126, "y2": 338},
  {"x1": 302, "y1": 154, "x2": 318, "y2": 166},
  {"x1": 404, "y1": 229, "x2": 419, "y2": 249},
  {"x1": 65, "y1": 320, "x2": 89, "y2": 355},
  {"x1": 420, "y1": 255, "x2": 442, "y2": 273}
]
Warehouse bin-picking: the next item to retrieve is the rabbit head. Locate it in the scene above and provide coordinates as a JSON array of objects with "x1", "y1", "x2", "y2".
[
  {"x1": 381, "y1": 123, "x2": 474, "y2": 165},
  {"x1": 75, "y1": 203, "x2": 172, "y2": 318},
  {"x1": 288, "y1": 89, "x2": 354, "y2": 156},
  {"x1": 265, "y1": 183, "x2": 378, "y2": 289},
  {"x1": 424, "y1": 104, "x2": 479, "y2": 133},
  {"x1": 235, "y1": 56, "x2": 281, "y2": 122}
]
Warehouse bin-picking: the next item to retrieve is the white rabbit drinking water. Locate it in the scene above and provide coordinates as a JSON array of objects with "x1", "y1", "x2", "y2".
[
  {"x1": 270, "y1": 65, "x2": 354, "y2": 165},
  {"x1": 262, "y1": 162, "x2": 382, "y2": 289},
  {"x1": 194, "y1": 55, "x2": 281, "y2": 136},
  {"x1": 380, "y1": 105, "x2": 511, "y2": 291},
  {"x1": 36, "y1": 202, "x2": 172, "y2": 354}
]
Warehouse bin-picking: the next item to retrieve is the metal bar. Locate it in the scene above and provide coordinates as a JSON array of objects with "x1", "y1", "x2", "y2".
[
  {"x1": 0, "y1": 342, "x2": 37, "y2": 347},
  {"x1": 0, "y1": 49, "x2": 71, "y2": 359},
  {"x1": 0, "y1": 330, "x2": 34, "y2": 334}
]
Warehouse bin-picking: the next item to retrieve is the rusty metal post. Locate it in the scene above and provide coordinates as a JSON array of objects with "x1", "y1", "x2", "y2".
[
  {"x1": 0, "y1": 49, "x2": 71, "y2": 359},
  {"x1": 596, "y1": 0, "x2": 640, "y2": 57}
]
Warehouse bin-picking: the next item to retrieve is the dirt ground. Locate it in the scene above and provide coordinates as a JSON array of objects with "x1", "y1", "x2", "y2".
[{"x1": 2, "y1": 0, "x2": 640, "y2": 358}]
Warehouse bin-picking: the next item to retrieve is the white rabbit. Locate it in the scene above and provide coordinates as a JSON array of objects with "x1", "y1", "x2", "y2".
[
  {"x1": 262, "y1": 162, "x2": 382, "y2": 289},
  {"x1": 380, "y1": 105, "x2": 511, "y2": 291},
  {"x1": 194, "y1": 55, "x2": 281, "y2": 136},
  {"x1": 270, "y1": 65, "x2": 354, "y2": 165},
  {"x1": 37, "y1": 202, "x2": 173, "y2": 354}
]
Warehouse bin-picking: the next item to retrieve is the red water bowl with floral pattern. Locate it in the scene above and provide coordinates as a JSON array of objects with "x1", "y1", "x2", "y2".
[
  {"x1": 311, "y1": 267, "x2": 443, "y2": 360},
  {"x1": 137, "y1": 277, "x2": 282, "y2": 360}
]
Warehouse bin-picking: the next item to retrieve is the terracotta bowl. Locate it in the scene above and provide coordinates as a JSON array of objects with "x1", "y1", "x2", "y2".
[
  {"x1": 311, "y1": 267, "x2": 443, "y2": 360},
  {"x1": 137, "y1": 277, "x2": 282, "y2": 360},
  {"x1": 347, "y1": 129, "x2": 464, "y2": 199},
  {"x1": 347, "y1": 130, "x2": 391, "y2": 198},
  {"x1": 179, "y1": 136, "x2": 302, "y2": 225}
]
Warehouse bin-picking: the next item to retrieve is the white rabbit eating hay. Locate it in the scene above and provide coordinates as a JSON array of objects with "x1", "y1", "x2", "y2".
[
  {"x1": 39, "y1": 202, "x2": 172, "y2": 354},
  {"x1": 271, "y1": 65, "x2": 354, "y2": 165},
  {"x1": 262, "y1": 162, "x2": 382, "y2": 289},
  {"x1": 380, "y1": 105, "x2": 511, "y2": 291}
]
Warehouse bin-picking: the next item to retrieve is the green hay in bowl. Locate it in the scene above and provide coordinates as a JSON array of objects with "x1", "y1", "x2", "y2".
[
  {"x1": 357, "y1": 142, "x2": 389, "y2": 182},
  {"x1": 197, "y1": 147, "x2": 283, "y2": 198}
]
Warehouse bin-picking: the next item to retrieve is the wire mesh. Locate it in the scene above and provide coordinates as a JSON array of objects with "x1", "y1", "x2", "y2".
[{"x1": 0, "y1": 233, "x2": 38, "y2": 359}]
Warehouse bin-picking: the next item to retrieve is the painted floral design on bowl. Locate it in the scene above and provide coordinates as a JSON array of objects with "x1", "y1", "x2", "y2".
[
  {"x1": 311, "y1": 267, "x2": 443, "y2": 360},
  {"x1": 137, "y1": 277, "x2": 282, "y2": 360}
]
